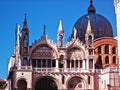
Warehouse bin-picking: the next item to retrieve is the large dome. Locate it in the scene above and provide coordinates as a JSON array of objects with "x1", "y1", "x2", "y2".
[{"x1": 71, "y1": 0, "x2": 113, "y2": 42}]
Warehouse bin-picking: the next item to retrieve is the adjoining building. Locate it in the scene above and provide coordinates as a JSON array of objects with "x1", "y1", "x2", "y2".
[
  {"x1": 0, "y1": 79, "x2": 6, "y2": 89},
  {"x1": 3, "y1": 0, "x2": 120, "y2": 90}
]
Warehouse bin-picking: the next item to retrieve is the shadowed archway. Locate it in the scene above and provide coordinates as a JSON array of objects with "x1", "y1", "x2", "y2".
[
  {"x1": 17, "y1": 79, "x2": 27, "y2": 90},
  {"x1": 35, "y1": 77, "x2": 58, "y2": 90}
]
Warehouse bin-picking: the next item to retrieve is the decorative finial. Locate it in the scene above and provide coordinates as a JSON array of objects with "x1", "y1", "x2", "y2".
[
  {"x1": 58, "y1": 18, "x2": 64, "y2": 33},
  {"x1": 88, "y1": 0, "x2": 96, "y2": 13},
  {"x1": 73, "y1": 27, "x2": 77, "y2": 39},
  {"x1": 86, "y1": 15, "x2": 92, "y2": 34},
  {"x1": 90, "y1": 0, "x2": 93, "y2": 5},
  {"x1": 43, "y1": 25, "x2": 46, "y2": 35}
]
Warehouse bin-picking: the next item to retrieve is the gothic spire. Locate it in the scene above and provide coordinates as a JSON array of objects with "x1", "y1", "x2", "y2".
[
  {"x1": 58, "y1": 18, "x2": 64, "y2": 47},
  {"x1": 23, "y1": 13, "x2": 28, "y2": 28},
  {"x1": 58, "y1": 18, "x2": 64, "y2": 34},
  {"x1": 22, "y1": 13, "x2": 29, "y2": 34},
  {"x1": 86, "y1": 16, "x2": 92, "y2": 34},
  {"x1": 43, "y1": 25, "x2": 46, "y2": 36},
  {"x1": 17, "y1": 24, "x2": 21, "y2": 45},
  {"x1": 85, "y1": 16, "x2": 94, "y2": 49},
  {"x1": 21, "y1": 14, "x2": 29, "y2": 47}
]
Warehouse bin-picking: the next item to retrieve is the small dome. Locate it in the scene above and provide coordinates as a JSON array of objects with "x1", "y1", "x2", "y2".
[{"x1": 71, "y1": 0, "x2": 113, "y2": 42}]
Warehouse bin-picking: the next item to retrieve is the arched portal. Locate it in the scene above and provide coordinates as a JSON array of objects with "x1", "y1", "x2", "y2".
[
  {"x1": 17, "y1": 79, "x2": 27, "y2": 90},
  {"x1": 35, "y1": 77, "x2": 58, "y2": 90},
  {"x1": 67, "y1": 77, "x2": 86, "y2": 90}
]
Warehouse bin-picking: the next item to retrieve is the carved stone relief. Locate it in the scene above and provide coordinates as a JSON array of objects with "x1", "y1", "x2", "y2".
[
  {"x1": 31, "y1": 46, "x2": 55, "y2": 59},
  {"x1": 68, "y1": 48, "x2": 84, "y2": 60}
]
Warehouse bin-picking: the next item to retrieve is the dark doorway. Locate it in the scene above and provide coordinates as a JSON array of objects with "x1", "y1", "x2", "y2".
[
  {"x1": 35, "y1": 77, "x2": 58, "y2": 90},
  {"x1": 17, "y1": 79, "x2": 27, "y2": 90}
]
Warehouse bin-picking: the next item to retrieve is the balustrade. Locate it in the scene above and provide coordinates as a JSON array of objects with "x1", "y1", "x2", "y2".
[{"x1": 15, "y1": 66, "x2": 120, "y2": 74}]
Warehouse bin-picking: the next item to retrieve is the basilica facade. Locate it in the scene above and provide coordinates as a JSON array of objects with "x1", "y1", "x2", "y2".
[{"x1": 3, "y1": 0, "x2": 120, "y2": 90}]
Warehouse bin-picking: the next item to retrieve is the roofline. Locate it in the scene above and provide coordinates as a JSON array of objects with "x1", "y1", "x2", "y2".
[{"x1": 94, "y1": 37, "x2": 117, "y2": 42}]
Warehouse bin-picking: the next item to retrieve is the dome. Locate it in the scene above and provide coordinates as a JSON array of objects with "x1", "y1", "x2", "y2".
[{"x1": 71, "y1": 0, "x2": 113, "y2": 42}]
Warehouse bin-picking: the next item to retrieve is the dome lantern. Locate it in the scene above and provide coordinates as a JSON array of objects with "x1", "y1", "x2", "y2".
[{"x1": 88, "y1": 0, "x2": 96, "y2": 14}]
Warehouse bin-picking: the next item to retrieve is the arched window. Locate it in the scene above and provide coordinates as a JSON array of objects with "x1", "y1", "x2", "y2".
[
  {"x1": 42, "y1": 59, "x2": 46, "y2": 67},
  {"x1": 105, "y1": 56, "x2": 109, "y2": 64},
  {"x1": 47, "y1": 59, "x2": 51, "y2": 67},
  {"x1": 89, "y1": 49, "x2": 93, "y2": 55},
  {"x1": 52, "y1": 60, "x2": 56, "y2": 67},
  {"x1": 105, "y1": 45, "x2": 109, "y2": 54},
  {"x1": 59, "y1": 55, "x2": 64, "y2": 68},
  {"x1": 67, "y1": 60, "x2": 70, "y2": 68},
  {"x1": 37, "y1": 59, "x2": 41, "y2": 67},
  {"x1": 88, "y1": 35, "x2": 92, "y2": 47},
  {"x1": 98, "y1": 46, "x2": 101, "y2": 54},
  {"x1": 88, "y1": 76, "x2": 91, "y2": 84},
  {"x1": 80, "y1": 60, "x2": 83, "y2": 68},
  {"x1": 89, "y1": 59, "x2": 93, "y2": 68},
  {"x1": 112, "y1": 47, "x2": 116, "y2": 54},
  {"x1": 32, "y1": 59, "x2": 36, "y2": 67},
  {"x1": 76, "y1": 60, "x2": 78, "y2": 68},
  {"x1": 113, "y1": 56, "x2": 116, "y2": 64},
  {"x1": 98, "y1": 55, "x2": 102, "y2": 64},
  {"x1": 71, "y1": 60, "x2": 74, "y2": 67},
  {"x1": 22, "y1": 58, "x2": 28, "y2": 66}
]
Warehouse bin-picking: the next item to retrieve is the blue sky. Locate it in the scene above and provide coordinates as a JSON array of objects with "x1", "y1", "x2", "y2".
[{"x1": 0, "y1": 0, "x2": 116, "y2": 79}]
